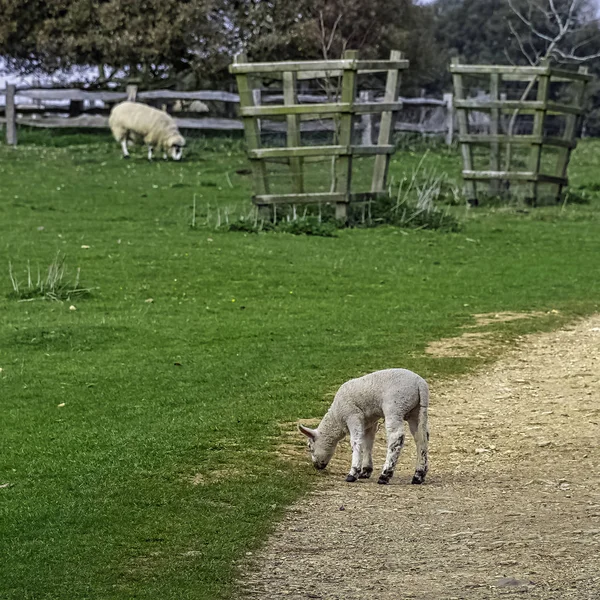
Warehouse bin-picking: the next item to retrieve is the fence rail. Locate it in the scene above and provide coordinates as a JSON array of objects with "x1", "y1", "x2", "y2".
[{"x1": 0, "y1": 82, "x2": 457, "y2": 146}]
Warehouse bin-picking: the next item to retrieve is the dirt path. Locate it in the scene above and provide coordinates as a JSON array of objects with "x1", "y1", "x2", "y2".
[{"x1": 239, "y1": 315, "x2": 600, "y2": 600}]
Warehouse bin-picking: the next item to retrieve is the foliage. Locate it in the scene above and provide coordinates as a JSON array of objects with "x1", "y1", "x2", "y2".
[
  {"x1": 1, "y1": 130, "x2": 600, "y2": 600},
  {"x1": 0, "y1": 0, "x2": 227, "y2": 85}
]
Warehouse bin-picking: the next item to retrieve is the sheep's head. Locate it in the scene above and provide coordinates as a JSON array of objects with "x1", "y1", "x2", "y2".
[
  {"x1": 298, "y1": 424, "x2": 335, "y2": 470},
  {"x1": 168, "y1": 134, "x2": 186, "y2": 161}
]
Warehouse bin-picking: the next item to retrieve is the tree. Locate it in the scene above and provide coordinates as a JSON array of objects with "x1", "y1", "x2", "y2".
[
  {"x1": 225, "y1": 0, "x2": 445, "y2": 93},
  {"x1": 0, "y1": 0, "x2": 227, "y2": 86},
  {"x1": 506, "y1": 0, "x2": 600, "y2": 64}
]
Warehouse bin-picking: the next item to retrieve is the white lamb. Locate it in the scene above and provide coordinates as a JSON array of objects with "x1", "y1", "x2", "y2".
[
  {"x1": 108, "y1": 101, "x2": 186, "y2": 161},
  {"x1": 298, "y1": 369, "x2": 429, "y2": 485}
]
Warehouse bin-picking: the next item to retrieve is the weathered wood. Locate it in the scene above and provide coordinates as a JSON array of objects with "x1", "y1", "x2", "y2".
[
  {"x1": 527, "y1": 69, "x2": 551, "y2": 204},
  {"x1": 239, "y1": 101, "x2": 404, "y2": 117},
  {"x1": 18, "y1": 88, "x2": 240, "y2": 103},
  {"x1": 454, "y1": 99, "x2": 583, "y2": 116},
  {"x1": 458, "y1": 134, "x2": 575, "y2": 148},
  {"x1": 443, "y1": 92, "x2": 454, "y2": 146},
  {"x1": 254, "y1": 192, "x2": 347, "y2": 205},
  {"x1": 489, "y1": 73, "x2": 500, "y2": 195},
  {"x1": 5, "y1": 84, "x2": 17, "y2": 145},
  {"x1": 254, "y1": 191, "x2": 388, "y2": 205},
  {"x1": 451, "y1": 59, "x2": 477, "y2": 204},
  {"x1": 554, "y1": 66, "x2": 589, "y2": 200},
  {"x1": 283, "y1": 71, "x2": 304, "y2": 194},
  {"x1": 230, "y1": 59, "x2": 408, "y2": 75},
  {"x1": 372, "y1": 50, "x2": 404, "y2": 193},
  {"x1": 234, "y1": 54, "x2": 269, "y2": 198},
  {"x1": 249, "y1": 144, "x2": 394, "y2": 159},
  {"x1": 126, "y1": 85, "x2": 138, "y2": 102},
  {"x1": 448, "y1": 64, "x2": 589, "y2": 78},
  {"x1": 360, "y1": 91, "x2": 376, "y2": 146},
  {"x1": 333, "y1": 50, "x2": 359, "y2": 221},
  {"x1": 462, "y1": 170, "x2": 567, "y2": 185}
]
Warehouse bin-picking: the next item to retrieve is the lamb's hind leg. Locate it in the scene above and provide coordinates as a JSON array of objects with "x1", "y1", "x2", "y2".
[
  {"x1": 358, "y1": 422, "x2": 378, "y2": 479},
  {"x1": 378, "y1": 417, "x2": 405, "y2": 485},
  {"x1": 408, "y1": 405, "x2": 429, "y2": 484}
]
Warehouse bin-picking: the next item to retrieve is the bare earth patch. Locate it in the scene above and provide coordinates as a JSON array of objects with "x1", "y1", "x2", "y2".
[{"x1": 239, "y1": 315, "x2": 600, "y2": 599}]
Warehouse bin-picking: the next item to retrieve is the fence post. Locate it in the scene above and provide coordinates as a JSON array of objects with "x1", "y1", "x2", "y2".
[
  {"x1": 371, "y1": 50, "x2": 403, "y2": 194},
  {"x1": 6, "y1": 84, "x2": 17, "y2": 146},
  {"x1": 252, "y1": 88, "x2": 262, "y2": 135},
  {"x1": 360, "y1": 90, "x2": 375, "y2": 146},
  {"x1": 489, "y1": 73, "x2": 500, "y2": 195},
  {"x1": 336, "y1": 49, "x2": 359, "y2": 222},
  {"x1": 126, "y1": 85, "x2": 138, "y2": 102},
  {"x1": 443, "y1": 92, "x2": 454, "y2": 146}
]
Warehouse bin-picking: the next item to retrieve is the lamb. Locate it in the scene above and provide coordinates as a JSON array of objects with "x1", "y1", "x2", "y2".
[
  {"x1": 108, "y1": 101, "x2": 186, "y2": 161},
  {"x1": 298, "y1": 369, "x2": 429, "y2": 485}
]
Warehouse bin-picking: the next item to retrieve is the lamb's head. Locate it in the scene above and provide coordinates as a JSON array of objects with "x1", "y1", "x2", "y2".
[
  {"x1": 167, "y1": 133, "x2": 186, "y2": 161},
  {"x1": 298, "y1": 424, "x2": 336, "y2": 470}
]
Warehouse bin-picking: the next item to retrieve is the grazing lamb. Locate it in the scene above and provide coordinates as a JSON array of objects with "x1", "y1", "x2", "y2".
[
  {"x1": 108, "y1": 101, "x2": 185, "y2": 161},
  {"x1": 298, "y1": 369, "x2": 429, "y2": 485}
]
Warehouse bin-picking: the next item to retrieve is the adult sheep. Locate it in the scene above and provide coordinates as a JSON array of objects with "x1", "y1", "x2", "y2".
[
  {"x1": 298, "y1": 369, "x2": 429, "y2": 485},
  {"x1": 108, "y1": 101, "x2": 185, "y2": 161}
]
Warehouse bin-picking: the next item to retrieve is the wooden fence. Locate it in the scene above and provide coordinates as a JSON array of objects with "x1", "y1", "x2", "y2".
[
  {"x1": 450, "y1": 59, "x2": 592, "y2": 204},
  {"x1": 0, "y1": 82, "x2": 455, "y2": 147},
  {"x1": 230, "y1": 50, "x2": 410, "y2": 220}
]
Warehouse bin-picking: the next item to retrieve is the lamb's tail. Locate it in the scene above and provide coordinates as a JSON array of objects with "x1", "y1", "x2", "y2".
[{"x1": 417, "y1": 377, "x2": 429, "y2": 408}]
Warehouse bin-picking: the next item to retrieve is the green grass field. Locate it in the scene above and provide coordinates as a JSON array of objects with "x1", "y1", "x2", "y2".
[{"x1": 1, "y1": 129, "x2": 599, "y2": 599}]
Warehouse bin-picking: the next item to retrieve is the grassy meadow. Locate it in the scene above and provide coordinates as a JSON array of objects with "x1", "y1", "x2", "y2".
[{"x1": 1, "y1": 128, "x2": 600, "y2": 599}]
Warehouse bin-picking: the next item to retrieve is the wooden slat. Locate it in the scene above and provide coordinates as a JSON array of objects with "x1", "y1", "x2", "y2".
[
  {"x1": 234, "y1": 53, "x2": 269, "y2": 197},
  {"x1": 283, "y1": 71, "x2": 304, "y2": 195},
  {"x1": 450, "y1": 65, "x2": 550, "y2": 76},
  {"x1": 254, "y1": 192, "x2": 347, "y2": 205},
  {"x1": 335, "y1": 50, "x2": 358, "y2": 221},
  {"x1": 489, "y1": 72, "x2": 500, "y2": 195},
  {"x1": 239, "y1": 101, "x2": 404, "y2": 117},
  {"x1": 462, "y1": 170, "x2": 567, "y2": 185},
  {"x1": 528, "y1": 67, "x2": 551, "y2": 203},
  {"x1": 454, "y1": 99, "x2": 582, "y2": 116},
  {"x1": 249, "y1": 145, "x2": 347, "y2": 159},
  {"x1": 5, "y1": 84, "x2": 17, "y2": 145},
  {"x1": 230, "y1": 59, "x2": 408, "y2": 75},
  {"x1": 458, "y1": 134, "x2": 575, "y2": 148},
  {"x1": 451, "y1": 58, "x2": 477, "y2": 204},
  {"x1": 555, "y1": 66, "x2": 589, "y2": 200},
  {"x1": 372, "y1": 50, "x2": 404, "y2": 193}
]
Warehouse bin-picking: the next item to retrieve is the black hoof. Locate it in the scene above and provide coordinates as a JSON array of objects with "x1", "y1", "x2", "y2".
[
  {"x1": 412, "y1": 469, "x2": 426, "y2": 485},
  {"x1": 358, "y1": 468, "x2": 373, "y2": 479},
  {"x1": 345, "y1": 474, "x2": 357, "y2": 482},
  {"x1": 377, "y1": 477, "x2": 389, "y2": 485},
  {"x1": 122, "y1": 155, "x2": 130, "y2": 159}
]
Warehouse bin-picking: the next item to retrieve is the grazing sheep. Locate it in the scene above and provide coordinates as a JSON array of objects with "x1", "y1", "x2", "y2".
[
  {"x1": 108, "y1": 101, "x2": 185, "y2": 161},
  {"x1": 298, "y1": 369, "x2": 429, "y2": 485}
]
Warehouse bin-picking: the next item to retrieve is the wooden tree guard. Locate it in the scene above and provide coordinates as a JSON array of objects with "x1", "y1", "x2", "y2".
[
  {"x1": 230, "y1": 50, "x2": 408, "y2": 221},
  {"x1": 450, "y1": 59, "x2": 593, "y2": 205}
]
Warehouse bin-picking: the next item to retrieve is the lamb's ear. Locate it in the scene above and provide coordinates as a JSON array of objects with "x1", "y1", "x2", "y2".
[{"x1": 298, "y1": 424, "x2": 318, "y2": 440}]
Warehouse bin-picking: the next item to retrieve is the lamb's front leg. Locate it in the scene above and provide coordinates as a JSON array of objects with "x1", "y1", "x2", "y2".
[
  {"x1": 120, "y1": 138, "x2": 130, "y2": 158},
  {"x1": 346, "y1": 417, "x2": 365, "y2": 482},
  {"x1": 378, "y1": 418, "x2": 405, "y2": 485},
  {"x1": 358, "y1": 422, "x2": 378, "y2": 479},
  {"x1": 147, "y1": 145, "x2": 154, "y2": 161}
]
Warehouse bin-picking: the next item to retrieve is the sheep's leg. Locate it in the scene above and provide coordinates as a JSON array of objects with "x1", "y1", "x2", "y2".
[
  {"x1": 408, "y1": 406, "x2": 429, "y2": 484},
  {"x1": 147, "y1": 145, "x2": 154, "y2": 161},
  {"x1": 120, "y1": 138, "x2": 130, "y2": 158},
  {"x1": 378, "y1": 418, "x2": 405, "y2": 485},
  {"x1": 346, "y1": 417, "x2": 365, "y2": 483},
  {"x1": 358, "y1": 422, "x2": 378, "y2": 479}
]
